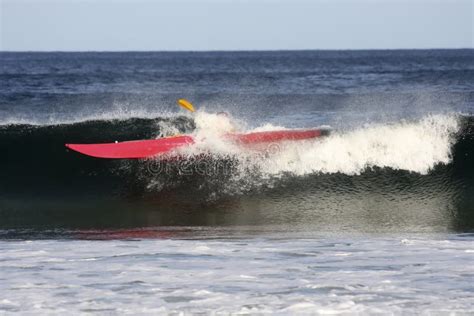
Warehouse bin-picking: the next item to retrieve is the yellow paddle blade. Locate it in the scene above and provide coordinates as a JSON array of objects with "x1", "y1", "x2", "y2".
[{"x1": 177, "y1": 99, "x2": 195, "y2": 112}]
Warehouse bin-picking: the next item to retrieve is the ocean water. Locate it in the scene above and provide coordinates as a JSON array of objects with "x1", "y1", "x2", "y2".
[{"x1": 1, "y1": 50, "x2": 473, "y2": 314}]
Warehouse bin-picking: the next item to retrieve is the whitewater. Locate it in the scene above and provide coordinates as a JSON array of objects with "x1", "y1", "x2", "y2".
[{"x1": 177, "y1": 112, "x2": 460, "y2": 176}]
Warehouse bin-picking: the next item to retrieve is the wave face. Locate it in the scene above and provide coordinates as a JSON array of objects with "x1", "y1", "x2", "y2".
[{"x1": 0, "y1": 113, "x2": 473, "y2": 232}]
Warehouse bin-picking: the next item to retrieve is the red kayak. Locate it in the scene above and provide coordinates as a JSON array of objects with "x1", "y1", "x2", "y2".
[{"x1": 66, "y1": 129, "x2": 328, "y2": 159}]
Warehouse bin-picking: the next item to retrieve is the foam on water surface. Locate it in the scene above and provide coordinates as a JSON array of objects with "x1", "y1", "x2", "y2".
[
  {"x1": 171, "y1": 113, "x2": 459, "y2": 177},
  {"x1": 0, "y1": 235, "x2": 473, "y2": 314}
]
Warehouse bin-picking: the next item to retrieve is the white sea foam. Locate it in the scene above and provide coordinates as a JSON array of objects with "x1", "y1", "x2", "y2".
[
  {"x1": 176, "y1": 113, "x2": 459, "y2": 176},
  {"x1": 259, "y1": 114, "x2": 459, "y2": 176},
  {"x1": 1, "y1": 236, "x2": 473, "y2": 314}
]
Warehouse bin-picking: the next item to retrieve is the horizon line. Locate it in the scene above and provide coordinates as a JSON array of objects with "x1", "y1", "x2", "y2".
[{"x1": 1, "y1": 48, "x2": 473, "y2": 53}]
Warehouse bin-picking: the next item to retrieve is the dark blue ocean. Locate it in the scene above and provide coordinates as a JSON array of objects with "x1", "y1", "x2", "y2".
[{"x1": 0, "y1": 50, "x2": 473, "y2": 314}]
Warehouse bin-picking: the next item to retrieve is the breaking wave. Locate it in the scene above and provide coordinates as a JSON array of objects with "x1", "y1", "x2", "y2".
[{"x1": 0, "y1": 113, "x2": 472, "y2": 196}]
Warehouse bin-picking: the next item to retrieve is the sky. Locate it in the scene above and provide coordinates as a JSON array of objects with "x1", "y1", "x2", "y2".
[{"x1": 1, "y1": 0, "x2": 472, "y2": 51}]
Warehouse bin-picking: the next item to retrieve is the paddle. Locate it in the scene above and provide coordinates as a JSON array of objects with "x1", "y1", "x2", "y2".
[{"x1": 177, "y1": 99, "x2": 195, "y2": 112}]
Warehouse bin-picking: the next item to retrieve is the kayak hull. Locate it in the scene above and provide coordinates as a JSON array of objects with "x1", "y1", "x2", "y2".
[{"x1": 66, "y1": 129, "x2": 328, "y2": 159}]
